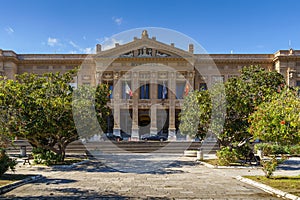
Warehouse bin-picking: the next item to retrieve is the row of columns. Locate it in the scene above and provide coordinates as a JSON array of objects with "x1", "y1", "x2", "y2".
[{"x1": 108, "y1": 71, "x2": 194, "y2": 140}]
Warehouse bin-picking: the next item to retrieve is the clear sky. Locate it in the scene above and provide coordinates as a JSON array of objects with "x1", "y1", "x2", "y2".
[{"x1": 1, "y1": 0, "x2": 300, "y2": 54}]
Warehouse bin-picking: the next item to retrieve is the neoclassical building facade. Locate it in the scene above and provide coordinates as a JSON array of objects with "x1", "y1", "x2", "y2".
[{"x1": 1, "y1": 30, "x2": 300, "y2": 140}]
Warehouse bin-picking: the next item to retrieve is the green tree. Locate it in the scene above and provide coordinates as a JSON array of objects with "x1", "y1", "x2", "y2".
[
  {"x1": 180, "y1": 66, "x2": 285, "y2": 148},
  {"x1": 179, "y1": 90, "x2": 211, "y2": 140},
  {"x1": 72, "y1": 84, "x2": 110, "y2": 140},
  {"x1": 249, "y1": 87, "x2": 300, "y2": 145},
  {"x1": 0, "y1": 71, "x2": 110, "y2": 161},
  {"x1": 221, "y1": 66, "x2": 285, "y2": 147},
  {"x1": 0, "y1": 71, "x2": 78, "y2": 161}
]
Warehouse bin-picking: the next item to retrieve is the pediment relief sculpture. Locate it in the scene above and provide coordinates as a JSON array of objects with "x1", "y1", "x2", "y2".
[{"x1": 119, "y1": 47, "x2": 172, "y2": 58}]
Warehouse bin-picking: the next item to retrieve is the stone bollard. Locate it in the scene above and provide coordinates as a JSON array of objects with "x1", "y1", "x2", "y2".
[{"x1": 197, "y1": 148, "x2": 203, "y2": 161}]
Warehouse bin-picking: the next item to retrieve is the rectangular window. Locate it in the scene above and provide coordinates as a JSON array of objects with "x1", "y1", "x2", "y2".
[
  {"x1": 199, "y1": 83, "x2": 207, "y2": 91},
  {"x1": 176, "y1": 82, "x2": 185, "y2": 99},
  {"x1": 108, "y1": 83, "x2": 113, "y2": 99},
  {"x1": 158, "y1": 82, "x2": 168, "y2": 99},
  {"x1": 140, "y1": 83, "x2": 150, "y2": 99},
  {"x1": 122, "y1": 81, "x2": 132, "y2": 99}
]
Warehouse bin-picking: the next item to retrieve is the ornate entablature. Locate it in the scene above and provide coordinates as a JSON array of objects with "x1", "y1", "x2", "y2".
[{"x1": 120, "y1": 47, "x2": 171, "y2": 58}]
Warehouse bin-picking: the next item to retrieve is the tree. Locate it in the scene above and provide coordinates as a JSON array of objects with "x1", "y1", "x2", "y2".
[
  {"x1": 179, "y1": 90, "x2": 211, "y2": 140},
  {"x1": 249, "y1": 87, "x2": 300, "y2": 145},
  {"x1": 221, "y1": 66, "x2": 285, "y2": 147},
  {"x1": 72, "y1": 84, "x2": 110, "y2": 140},
  {"x1": 0, "y1": 70, "x2": 110, "y2": 161},
  {"x1": 0, "y1": 70, "x2": 76, "y2": 161},
  {"x1": 180, "y1": 65, "x2": 285, "y2": 148}
]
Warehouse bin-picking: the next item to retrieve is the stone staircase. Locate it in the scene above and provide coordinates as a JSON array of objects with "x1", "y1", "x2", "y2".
[{"x1": 6, "y1": 139, "x2": 219, "y2": 156}]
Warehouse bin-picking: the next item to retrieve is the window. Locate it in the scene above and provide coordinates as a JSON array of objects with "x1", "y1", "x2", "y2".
[
  {"x1": 158, "y1": 82, "x2": 168, "y2": 99},
  {"x1": 176, "y1": 82, "x2": 185, "y2": 99},
  {"x1": 108, "y1": 83, "x2": 113, "y2": 99},
  {"x1": 199, "y1": 83, "x2": 207, "y2": 91},
  {"x1": 140, "y1": 83, "x2": 150, "y2": 99}
]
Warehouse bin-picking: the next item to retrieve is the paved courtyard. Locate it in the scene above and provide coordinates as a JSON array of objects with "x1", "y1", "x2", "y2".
[{"x1": 0, "y1": 155, "x2": 290, "y2": 199}]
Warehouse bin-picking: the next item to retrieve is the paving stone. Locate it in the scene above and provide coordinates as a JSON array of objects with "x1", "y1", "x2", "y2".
[{"x1": 1, "y1": 155, "x2": 284, "y2": 199}]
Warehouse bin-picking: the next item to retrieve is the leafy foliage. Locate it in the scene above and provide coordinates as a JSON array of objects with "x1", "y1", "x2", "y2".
[
  {"x1": 180, "y1": 65, "x2": 285, "y2": 149},
  {"x1": 0, "y1": 149, "x2": 17, "y2": 176},
  {"x1": 216, "y1": 146, "x2": 239, "y2": 166},
  {"x1": 179, "y1": 90, "x2": 211, "y2": 140},
  {"x1": 221, "y1": 66, "x2": 285, "y2": 147},
  {"x1": 32, "y1": 147, "x2": 62, "y2": 165},
  {"x1": 72, "y1": 84, "x2": 110, "y2": 140},
  {"x1": 261, "y1": 156, "x2": 287, "y2": 178},
  {"x1": 249, "y1": 88, "x2": 300, "y2": 146},
  {"x1": 254, "y1": 143, "x2": 300, "y2": 156},
  {"x1": 0, "y1": 70, "x2": 109, "y2": 161}
]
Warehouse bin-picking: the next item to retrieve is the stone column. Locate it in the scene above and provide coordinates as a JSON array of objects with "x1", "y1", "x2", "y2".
[
  {"x1": 168, "y1": 72, "x2": 176, "y2": 141},
  {"x1": 150, "y1": 71, "x2": 157, "y2": 135},
  {"x1": 112, "y1": 72, "x2": 121, "y2": 137},
  {"x1": 131, "y1": 72, "x2": 139, "y2": 140}
]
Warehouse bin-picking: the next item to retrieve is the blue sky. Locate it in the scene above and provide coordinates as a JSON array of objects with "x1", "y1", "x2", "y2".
[{"x1": 1, "y1": 0, "x2": 300, "y2": 54}]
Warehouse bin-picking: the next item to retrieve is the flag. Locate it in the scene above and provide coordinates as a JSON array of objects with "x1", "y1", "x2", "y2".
[
  {"x1": 184, "y1": 81, "x2": 190, "y2": 96},
  {"x1": 125, "y1": 82, "x2": 133, "y2": 97},
  {"x1": 162, "y1": 81, "x2": 167, "y2": 99}
]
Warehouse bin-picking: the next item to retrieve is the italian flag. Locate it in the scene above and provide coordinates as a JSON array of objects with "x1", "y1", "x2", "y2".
[{"x1": 125, "y1": 82, "x2": 133, "y2": 97}]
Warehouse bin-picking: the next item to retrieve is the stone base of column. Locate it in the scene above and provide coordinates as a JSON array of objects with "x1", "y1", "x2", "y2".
[
  {"x1": 113, "y1": 128, "x2": 121, "y2": 137},
  {"x1": 150, "y1": 128, "x2": 158, "y2": 136},
  {"x1": 131, "y1": 128, "x2": 139, "y2": 141},
  {"x1": 168, "y1": 128, "x2": 176, "y2": 141}
]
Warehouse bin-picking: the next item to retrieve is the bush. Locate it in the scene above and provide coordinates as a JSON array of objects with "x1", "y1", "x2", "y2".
[
  {"x1": 262, "y1": 156, "x2": 278, "y2": 178},
  {"x1": 255, "y1": 143, "x2": 300, "y2": 156},
  {"x1": 32, "y1": 147, "x2": 62, "y2": 166},
  {"x1": 0, "y1": 149, "x2": 17, "y2": 177},
  {"x1": 217, "y1": 147, "x2": 239, "y2": 166},
  {"x1": 261, "y1": 155, "x2": 287, "y2": 178},
  {"x1": 289, "y1": 145, "x2": 300, "y2": 155}
]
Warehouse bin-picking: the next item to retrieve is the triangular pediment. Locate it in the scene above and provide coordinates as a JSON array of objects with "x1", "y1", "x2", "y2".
[{"x1": 94, "y1": 33, "x2": 194, "y2": 61}]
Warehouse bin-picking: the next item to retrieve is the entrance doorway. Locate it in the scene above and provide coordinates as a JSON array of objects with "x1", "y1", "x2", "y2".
[
  {"x1": 120, "y1": 109, "x2": 132, "y2": 135},
  {"x1": 138, "y1": 109, "x2": 150, "y2": 136},
  {"x1": 157, "y1": 109, "x2": 169, "y2": 135}
]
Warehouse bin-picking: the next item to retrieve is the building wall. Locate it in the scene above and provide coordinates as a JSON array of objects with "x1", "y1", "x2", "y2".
[{"x1": 1, "y1": 39, "x2": 300, "y2": 140}]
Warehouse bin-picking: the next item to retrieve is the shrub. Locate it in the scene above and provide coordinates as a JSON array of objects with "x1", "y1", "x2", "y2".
[
  {"x1": 217, "y1": 147, "x2": 239, "y2": 166},
  {"x1": 261, "y1": 156, "x2": 278, "y2": 178},
  {"x1": 289, "y1": 145, "x2": 300, "y2": 155},
  {"x1": 32, "y1": 147, "x2": 62, "y2": 166},
  {"x1": 261, "y1": 155, "x2": 287, "y2": 178},
  {"x1": 0, "y1": 149, "x2": 17, "y2": 177},
  {"x1": 255, "y1": 143, "x2": 300, "y2": 156}
]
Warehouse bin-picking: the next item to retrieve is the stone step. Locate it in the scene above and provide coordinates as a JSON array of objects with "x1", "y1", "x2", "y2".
[{"x1": 6, "y1": 140, "x2": 219, "y2": 155}]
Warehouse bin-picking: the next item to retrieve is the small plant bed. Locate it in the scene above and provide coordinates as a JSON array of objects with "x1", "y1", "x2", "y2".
[
  {"x1": 0, "y1": 174, "x2": 34, "y2": 187},
  {"x1": 244, "y1": 175, "x2": 300, "y2": 197},
  {"x1": 51, "y1": 157, "x2": 84, "y2": 166},
  {"x1": 32, "y1": 157, "x2": 85, "y2": 166}
]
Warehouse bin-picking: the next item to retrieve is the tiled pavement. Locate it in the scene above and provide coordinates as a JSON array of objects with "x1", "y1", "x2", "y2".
[{"x1": 0, "y1": 155, "x2": 292, "y2": 199}]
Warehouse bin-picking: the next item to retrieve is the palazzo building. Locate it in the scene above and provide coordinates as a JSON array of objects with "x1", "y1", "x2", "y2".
[{"x1": 1, "y1": 30, "x2": 300, "y2": 140}]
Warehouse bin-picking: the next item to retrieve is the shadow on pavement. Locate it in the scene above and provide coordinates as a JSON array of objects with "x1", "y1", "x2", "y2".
[{"x1": 44, "y1": 155, "x2": 197, "y2": 175}]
